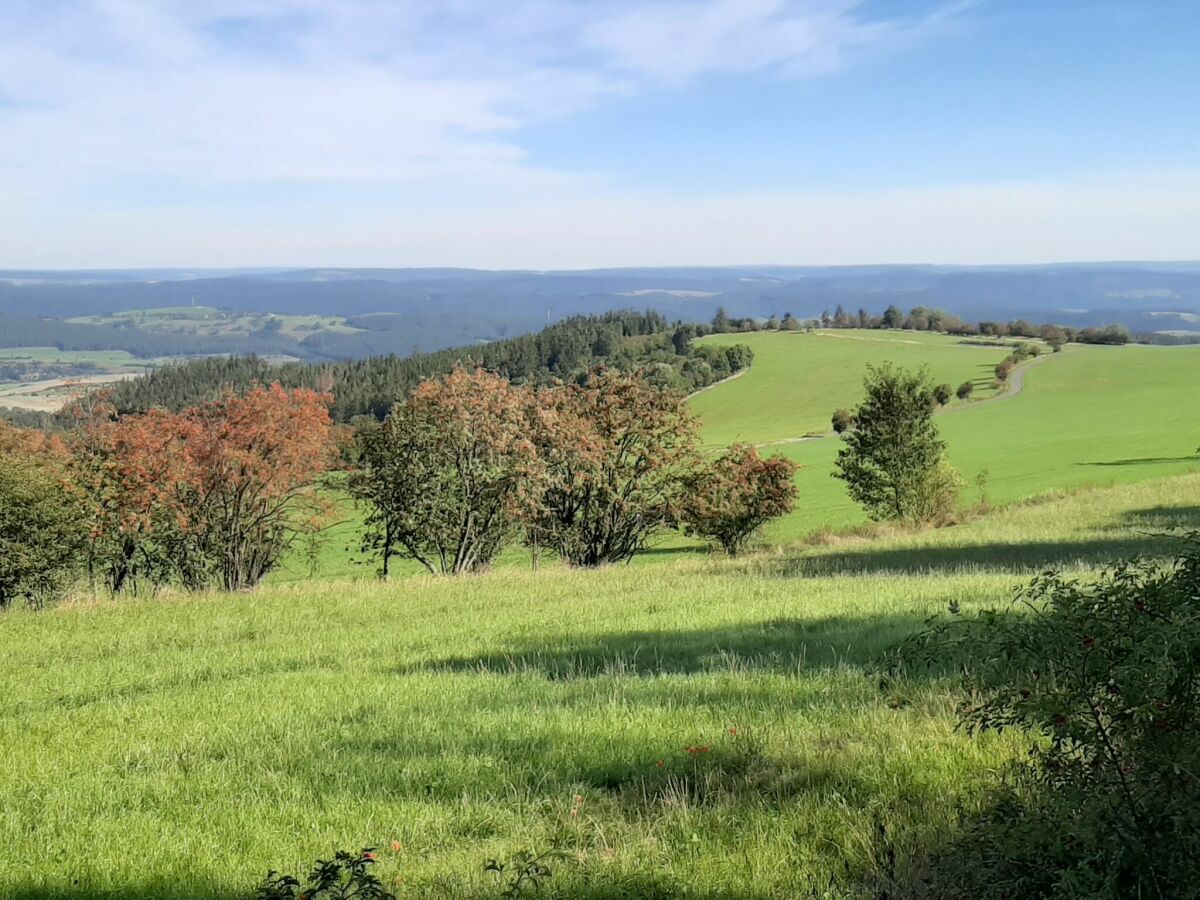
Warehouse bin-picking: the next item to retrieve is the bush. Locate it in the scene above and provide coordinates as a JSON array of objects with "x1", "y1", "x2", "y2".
[
  {"x1": 899, "y1": 536, "x2": 1200, "y2": 898},
  {"x1": 351, "y1": 368, "x2": 540, "y2": 576},
  {"x1": 256, "y1": 848, "x2": 395, "y2": 900},
  {"x1": 831, "y1": 408, "x2": 855, "y2": 434},
  {"x1": 528, "y1": 369, "x2": 700, "y2": 566},
  {"x1": 956, "y1": 381, "x2": 974, "y2": 400},
  {"x1": 994, "y1": 360, "x2": 1013, "y2": 381},
  {"x1": 0, "y1": 435, "x2": 84, "y2": 608},
  {"x1": 681, "y1": 444, "x2": 798, "y2": 555},
  {"x1": 933, "y1": 383, "x2": 952, "y2": 406}
]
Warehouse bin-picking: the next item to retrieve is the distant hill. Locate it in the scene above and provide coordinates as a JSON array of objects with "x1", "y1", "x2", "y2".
[{"x1": 1, "y1": 263, "x2": 1198, "y2": 360}]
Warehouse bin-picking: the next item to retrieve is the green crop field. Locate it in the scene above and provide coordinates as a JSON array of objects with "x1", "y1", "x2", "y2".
[
  {"x1": 689, "y1": 331, "x2": 1200, "y2": 540},
  {"x1": 3, "y1": 473, "x2": 1198, "y2": 899},
  {"x1": 0, "y1": 347, "x2": 146, "y2": 366}
]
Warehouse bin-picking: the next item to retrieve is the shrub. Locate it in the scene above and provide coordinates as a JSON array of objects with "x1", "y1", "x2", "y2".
[
  {"x1": 994, "y1": 360, "x2": 1013, "y2": 381},
  {"x1": 0, "y1": 430, "x2": 84, "y2": 608},
  {"x1": 899, "y1": 536, "x2": 1200, "y2": 898},
  {"x1": 831, "y1": 408, "x2": 855, "y2": 434},
  {"x1": 832, "y1": 364, "x2": 956, "y2": 523},
  {"x1": 681, "y1": 444, "x2": 798, "y2": 555},
  {"x1": 351, "y1": 368, "x2": 540, "y2": 576},
  {"x1": 527, "y1": 369, "x2": 700, "y2": 566},
  {"x1": 256, "y1": 848, "x2": 395, "y2": 900},
  {"x1": 933, "y1": 383, "x2": 952, "y2": 406},
  {"x1": 956, "y1": 381, "x2": 974, "y2": 400}
]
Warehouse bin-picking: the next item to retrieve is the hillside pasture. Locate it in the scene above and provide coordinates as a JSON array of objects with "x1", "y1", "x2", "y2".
[
  {"x1": 1, "y1": 475, "x2": 1198, "y2": 898},
  {"x1": 689, "y1": 332, "x2": 1200, "y2": 541}
]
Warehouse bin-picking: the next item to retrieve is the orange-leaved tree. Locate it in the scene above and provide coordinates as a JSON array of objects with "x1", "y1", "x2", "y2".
[
  {"x1": 527, "y1": 368, "x2": 701, "y2": 566},
  {"x1": 351, "y1": 367, "x2": 541, "y2": 575},
  {"x1": 71, "y1": 384, "x2": 337, "y2": 593},
  {"x1": 681, "y1": 443, "x2": 798, "y2": 555}
]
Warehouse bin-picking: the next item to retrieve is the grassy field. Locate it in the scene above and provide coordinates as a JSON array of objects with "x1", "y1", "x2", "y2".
[
  {"x1": 67, "y1": 307, "x2": 364, "y2": 341},
  {"x1": 689, "y1": 331, "x2": 1200, "y2": 540},
  {"x1": 3, "y1": 474, "x2": 1198, "y2": 898},
  {"x1": 690, "y1": 330, "x2": 1015, "y2": 448}
]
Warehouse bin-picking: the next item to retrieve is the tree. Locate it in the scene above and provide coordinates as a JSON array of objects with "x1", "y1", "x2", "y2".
[
  {"x1": 995, "y1": 360, "x2": 1014, "y2": 382},
  {"x1": 681, "y1": 444, "x2": 798, "y2": 555},
  {"x1": 183, "y1": 385, "x2": 338, "y2": 590},
  {"x1": 0, "y1": 425, "x2": 84, "y2": 607},
  {"x1": 780, "y1": 313, "x2": 802, "y2": 331},
  {"x1": 833, "y1": 364, "x2": 958, "y2": 522},
  {"x1": 956, "y1": 380, "x2": 975, "y2": 400},
  {"x1": 351, "y1": 368, "x2": 540, "y2": 576},
  {"x1": 527, "y1": 369, "x2": 701, "y2": 566},
  {"x1": 831, "y1": 408, "x2": 855, "y2": 434},
  {"x1": 933, "y1": 383, "x2": 953, "y2": 406},
  {"x1": 882, "y1": 305, "x2": 905, "y2": 329},
  {"x1": 72, "y1": 385, "x2": 337, "y2": 593},
  {"x1": 712, "y1": 307, "x2": 731, "y2": 332}
]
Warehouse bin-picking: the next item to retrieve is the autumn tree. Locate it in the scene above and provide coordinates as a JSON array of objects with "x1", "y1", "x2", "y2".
[
  {"x1": 527, "y1": 369, "x2": 701, "y2": 566},
  {"x1": 72, "y1": 385, "x2": 337, "y2": 593},
  {"x1": 681, "y1": 444, "x2": 798, "y2": 555},
  {"x1": 0, "y1": 424, "x2": 85, "y2": 607},
  {"x1": 351, "y1": 367, "x2": 540, "y2": 576},
  {"x1": 833, "y1": 364, "x2": 960, "y2": 522},
  {"x1": 182, "y1": 385, "x2": 338, "y2": 590}
]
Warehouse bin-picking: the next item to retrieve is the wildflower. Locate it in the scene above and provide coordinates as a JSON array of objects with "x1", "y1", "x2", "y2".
[
  {"x1": 1082, "y1": 636, "x2": 1095, "y2": 649},
  {"x1": 362, "y1": 851, "x2": 376, "y2": 861},
  {"x1": 685, "y1": 745, "x2": 711, "y2": 756},
  {"x1": 655, "y1": 759, "x2": 665, "y2": 768},
  {"x1": 391, "y1": 841, "x2": 404, "y2": 852},
  {"x1": 727, "y1": 727, "x2": 738, "y2": 736}
]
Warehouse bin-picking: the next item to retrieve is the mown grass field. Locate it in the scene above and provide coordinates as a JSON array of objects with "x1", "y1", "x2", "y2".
[
  {"x1": 3, "y1": 475, "x2": 1199, "y2": 898},
  {"x1": 691, "y1": 331, "x2": 1200, "y2": 540}
]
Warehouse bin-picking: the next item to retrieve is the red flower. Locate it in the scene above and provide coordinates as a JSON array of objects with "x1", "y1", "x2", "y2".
[
  {"x1": 685, "y1": 745, "x2": 711, "y2": 756},
  {"x1": 1082, "y1": 636, "x2": 1095, "y2": 649},
  {"x1": 362, "y1": 851, "x2": 376, "y2": 861},
  {"x1": 727, "y1": 727, "x2": 738, "y2": 736},
  {"x1": 655, "y1": 759, "x2": 665, "y2": 768},
  {"x1": 391, "y1": 841, "x2": 403, "y2": 852}
]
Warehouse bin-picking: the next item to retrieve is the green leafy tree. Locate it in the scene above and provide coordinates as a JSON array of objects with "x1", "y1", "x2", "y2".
[
  {"x1": 351, "y1": 367, "x2": 541, "y2": 575},
  {"x1": 933, "y1": 383, "x2": 953, "y2": 406},
  {"x1": 956, "y1": 380, "x2": 975, "y2": 400},
  {"x1": 832, "y1": 364, "x2": 958, "y2": 522},
  {"x1": 527, "y1": 369, "x2": 701, "y2": 566},
  {"x1": 0, "y1": 428, "x2": 84, "y2": 607}
]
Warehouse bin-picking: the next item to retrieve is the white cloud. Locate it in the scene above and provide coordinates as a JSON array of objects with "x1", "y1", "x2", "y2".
[{"x1": 0, "y1": 1, "x2": 946, "y2": 189}]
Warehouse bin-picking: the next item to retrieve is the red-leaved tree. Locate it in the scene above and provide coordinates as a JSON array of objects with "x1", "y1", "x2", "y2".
[{"x1": 681, "y1": 443, "x2": 798, "y2": 555}]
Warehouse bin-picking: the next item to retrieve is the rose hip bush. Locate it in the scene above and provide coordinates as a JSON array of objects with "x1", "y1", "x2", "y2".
[{"x1": 898, "y1": 534, "x2": 1200, "y2": 898}]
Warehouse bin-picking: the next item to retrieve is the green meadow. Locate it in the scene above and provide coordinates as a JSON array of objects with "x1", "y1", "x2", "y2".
[
  {"x1": 693, "y1": 331, "x2": 1200, "y2": 539},
  {"x1": 3, "y1": 473, "x2": 1198, "y2": 899},
  {"x1": 4, "y1": 327, "x2": 1200, "y2": 897}
]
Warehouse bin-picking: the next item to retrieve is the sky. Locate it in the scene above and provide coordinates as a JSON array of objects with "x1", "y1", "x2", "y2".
[{"x1": 0, "y1": 0, "x2": 1197, "y2": 269}]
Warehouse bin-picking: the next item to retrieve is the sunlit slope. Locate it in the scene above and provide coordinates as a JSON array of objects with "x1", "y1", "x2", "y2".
[
  {"x1": 692, "y1": 333, "x2": 1200, "y2": 540},
  {"x1": 690, "y1": 330, "x2": 1011, "y2": 447},
  {"x1": 2, "y1": 476, "x2": 1197, "y2": 898}
]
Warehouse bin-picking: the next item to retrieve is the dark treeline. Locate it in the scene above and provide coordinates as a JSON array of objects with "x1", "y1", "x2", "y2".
[
  {"x1": 0, "y1": 315, "x2": 302, "y2": 359},
  {"x1": 704, "y1": 302, "x2": 1139, "y2": 347},
  {"x1": 100, "y1": 311, "x2": 754, "y2": 422}
]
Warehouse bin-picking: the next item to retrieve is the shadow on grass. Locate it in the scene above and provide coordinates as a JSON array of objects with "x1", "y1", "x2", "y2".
[
  {"x1": 396, "y1": 613, "x2": 942, "y2": 679},
  {"x1": 1116, "y1": 504, "x2": 1200, "y2": 531},
  {"x1": 760, "y1": 533, "x2": 1184, "y2": 579},
  {"x1": 1080, "y1": 454, "x2": 1200, "y2": 467}
]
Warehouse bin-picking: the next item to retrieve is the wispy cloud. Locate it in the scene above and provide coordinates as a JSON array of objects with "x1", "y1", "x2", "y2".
[{"x1": 0, "y1": 1, "x2": 954, "y2": 189}]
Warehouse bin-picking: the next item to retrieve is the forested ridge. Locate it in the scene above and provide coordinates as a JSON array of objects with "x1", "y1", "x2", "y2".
[{"x1": 101, "y1": 311, "x2": 754, "y2": 422}]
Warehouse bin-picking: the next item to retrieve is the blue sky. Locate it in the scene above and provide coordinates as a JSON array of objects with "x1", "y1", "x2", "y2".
[{"x1": 0, "y1": 0, "x2": 1196, "y2": 268}]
